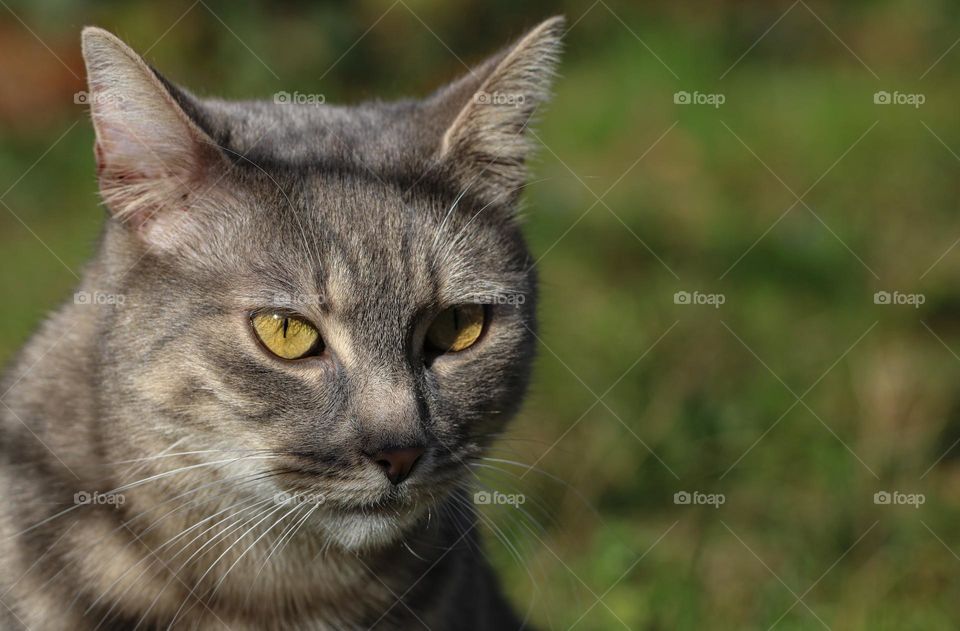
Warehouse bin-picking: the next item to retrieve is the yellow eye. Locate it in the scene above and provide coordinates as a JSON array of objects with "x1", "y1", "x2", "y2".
[
  {"x1": 426, "y1": 304, "x2": 486, "y2": 353},
  {"x1": 251, "y1": 313, "x2": 322, "y2": 360}
]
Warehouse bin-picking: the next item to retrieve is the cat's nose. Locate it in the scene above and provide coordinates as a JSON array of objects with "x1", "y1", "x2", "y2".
[{"x1": 367, "y1": 447, "x2": 424, "y2": 485}]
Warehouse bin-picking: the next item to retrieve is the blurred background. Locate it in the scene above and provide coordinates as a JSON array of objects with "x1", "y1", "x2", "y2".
[{"x1": 2, "y1": 0, "x2": 960, "y2": 628}]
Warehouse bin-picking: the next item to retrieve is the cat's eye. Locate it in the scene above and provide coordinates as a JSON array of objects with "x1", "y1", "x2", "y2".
[
  {"x1": 251, "y1": 313, "x2": 323, "y2": 360},
  {"x1": 425, "y1": 304, "x2": 486, "y2": 354}
]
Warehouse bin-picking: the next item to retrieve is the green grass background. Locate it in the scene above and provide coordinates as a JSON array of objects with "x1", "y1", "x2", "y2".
[{"x1": 2, "y1": 0, "x2": 960, "y2": 628}]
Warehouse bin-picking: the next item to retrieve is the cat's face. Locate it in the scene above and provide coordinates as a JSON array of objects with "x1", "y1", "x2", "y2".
[
  {"x1": 105, "y1": 170, "x2": 538, "y2": 548},
  {"x1": 81, "y1": 19, "x2": 562, "y2": 550}
]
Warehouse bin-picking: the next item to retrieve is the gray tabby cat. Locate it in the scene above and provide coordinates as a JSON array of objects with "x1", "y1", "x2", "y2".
[{"x1": 0, "y1": 15, "x2": 563, "y2": 631}]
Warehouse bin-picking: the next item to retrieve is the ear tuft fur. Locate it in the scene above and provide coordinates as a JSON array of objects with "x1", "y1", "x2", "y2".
[{"x1": 436, "y1": 16, "x2": 565, "y2": 205}]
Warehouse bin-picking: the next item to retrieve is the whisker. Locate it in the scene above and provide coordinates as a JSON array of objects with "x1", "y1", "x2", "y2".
[
  {"x1": 93, "y1": 495, "x2": 276, "y2": 631},
  {"x1": 166, "y1": 499, "x2": 289, "y2": 628},
  {"x1": 116, "y1": 438, "x2": 188, "y2": 480},
  {"x1": 467, "y1": 463, "x2": 556, "y2": 533},
  {"x1": 110, "y1": 455, "x2": 278, "y2": 494},
  {"x1": 207, "y1": 501, "x2": 301, "y2": 598},
  {"x1": 244, "y1": 501, "x2": 315, "y2": 599},
  {"x1": 84, "y1": 473, "x2": 278, "y2": 621},
  {"x1": 131, "y1": 493, "x2": 283, "y2": 630},
  {"x1": 106, "y1": 447, "x2": 270, "y2": 466},
  {"x1": 32, "y1": 469, "x2": 277, "y2": 621}
]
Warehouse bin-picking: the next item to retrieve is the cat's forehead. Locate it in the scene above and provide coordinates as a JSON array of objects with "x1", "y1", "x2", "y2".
[
  {"x1": 202, "y1": 99, "x2": 439, "y2": 172},
  {"x1": 232, "y1": 175, "x2": 526, "y2": 319}
]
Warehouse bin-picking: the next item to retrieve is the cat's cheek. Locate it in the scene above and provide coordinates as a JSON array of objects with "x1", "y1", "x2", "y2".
[{"x1": 314, "y1": 317, "x2": 357, "y2": 370}]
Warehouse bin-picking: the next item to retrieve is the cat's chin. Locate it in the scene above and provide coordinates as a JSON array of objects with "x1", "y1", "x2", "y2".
[{"x1": 315, "y1": 505, "x2": 426, "y2": 552}]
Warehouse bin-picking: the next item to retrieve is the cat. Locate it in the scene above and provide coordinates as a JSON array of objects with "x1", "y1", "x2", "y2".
[{"x1": 0, "y1": 14, "x2": 564, "y2": 631}]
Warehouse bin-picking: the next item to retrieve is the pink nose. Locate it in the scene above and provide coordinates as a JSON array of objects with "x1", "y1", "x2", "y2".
[{"x1": 370, "y1": 447, "x2": 424, "y2": 485}]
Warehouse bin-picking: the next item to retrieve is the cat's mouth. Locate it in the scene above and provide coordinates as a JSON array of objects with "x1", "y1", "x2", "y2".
[
  {"x1": 267, "y1": 468, "x2": 437, "y2": 550},
  {"x1": 264, "y1": 449, "x2": 469, "y2": 540},
  {"x1": 331, "y1": 496, "x2": 411, "y2": 517},
  {"x1": 272, "y1": 462, "x2": 428, "y2": 516}
]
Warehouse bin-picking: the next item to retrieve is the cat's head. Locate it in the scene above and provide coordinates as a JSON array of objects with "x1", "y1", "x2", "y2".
[{"x1": 80, "y1": 18, "x2": 563, "y2": 550}]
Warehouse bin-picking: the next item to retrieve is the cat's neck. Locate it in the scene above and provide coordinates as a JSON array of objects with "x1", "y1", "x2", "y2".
[{"x1": 58, "y1": 487, "x2": 471, "y2": 628}]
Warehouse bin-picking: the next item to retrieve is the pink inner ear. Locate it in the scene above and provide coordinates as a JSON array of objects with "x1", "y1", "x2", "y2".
[
  {"x1": 96, "y1": 133, "x2": 165, "y2": 186},
  {"x1": 97, "y1": 115, "x2": 179, "y2": 180}
]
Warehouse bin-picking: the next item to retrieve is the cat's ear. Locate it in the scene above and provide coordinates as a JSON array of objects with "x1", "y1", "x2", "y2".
[
  {"x1": 81, "y1": 27, "x2": 227, "y2": 240},
  {"x1": 431, "y1": 16, "x2": 565, "y2": 205}
]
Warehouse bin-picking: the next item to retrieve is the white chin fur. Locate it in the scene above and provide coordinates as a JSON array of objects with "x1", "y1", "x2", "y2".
[{"x1": 317, "y1": 509, "x2": 422, "y2": 552}]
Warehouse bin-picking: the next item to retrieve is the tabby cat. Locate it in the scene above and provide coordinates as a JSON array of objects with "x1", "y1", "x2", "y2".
[{"x1": 0, "y1": 15, "x2": 563, "y2": 630}]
